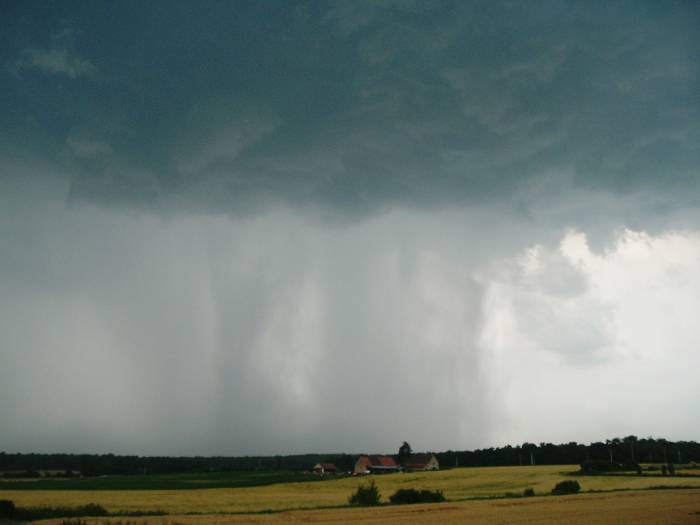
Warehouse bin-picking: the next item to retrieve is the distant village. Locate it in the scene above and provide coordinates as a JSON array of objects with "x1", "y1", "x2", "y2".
[{"x1": 313, "y1": 453, "x2": 439, "y2": 476}]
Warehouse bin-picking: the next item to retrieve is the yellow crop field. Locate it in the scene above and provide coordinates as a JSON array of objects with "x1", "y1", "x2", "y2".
[
  {"x1": 2, "y1": 465, "x2": 700, "y2": 515},
  {"x1": 32, "y1": 489, "x2": 700, "y2": 525}
]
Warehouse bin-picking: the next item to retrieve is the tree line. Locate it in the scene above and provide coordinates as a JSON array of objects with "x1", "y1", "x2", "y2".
[
  {"x1": 1, "y1": 436, "x2": 697, "y2": 476},
  {"x1": 434, "y1": 437, "x2": 700, "y2": 468}
]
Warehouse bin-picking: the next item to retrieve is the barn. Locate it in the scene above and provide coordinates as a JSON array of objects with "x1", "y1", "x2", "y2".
[
  {"x1": 313, "y1": 463, "x2": 338, "y2": 475},
  {"x1": 403, "y1": 453, "x2": 440, "y2": 472}
]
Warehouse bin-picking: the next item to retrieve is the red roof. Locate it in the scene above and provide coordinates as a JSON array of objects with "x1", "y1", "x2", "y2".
[
  {"x1": 358, "y1": 455, "x2": 398, "y2": 468},
  {"x1": 374, "y1": 456, "x2": 398, "y2": 467}
]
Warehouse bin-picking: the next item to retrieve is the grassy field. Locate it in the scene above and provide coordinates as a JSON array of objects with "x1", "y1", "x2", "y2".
[
  {"x1": 28, "y1": 489, "x2": 700, "y2": 525},
  {"x1": 2, "y1": 465, "x2": 700, "y2": 515},
  {"x1": 0, "y1": 471, "x2": 319, "y2": 491}
]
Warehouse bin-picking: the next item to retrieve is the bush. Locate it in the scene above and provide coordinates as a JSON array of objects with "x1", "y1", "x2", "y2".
[
  {"x1": 0, "y1": 500, "x2": 15, "y2": 519},
  {"x1": 622, "y1": 460, "x2": 641, "y2": 473},
  {"x1": 523, "y1": 488, "x2": 535, "y2": 497},
  {"x1": 115, "y1": 510, "x2": 167, "y2": 517},
  {"x1": 348, "y1": 480, "x2": 381, "y2": 506},
  {"x1": 60, "y1": 521, "x2": 145, "y2": 525},
  {"x1": 389, "y1": 488, "x2": 445, "y2": 504},
  {"x1": 14, "y1": 503, "x2": 108, "y2": 521},
  {"x1": 551, "y1": 480, "x2": 581, "y2": 495}
]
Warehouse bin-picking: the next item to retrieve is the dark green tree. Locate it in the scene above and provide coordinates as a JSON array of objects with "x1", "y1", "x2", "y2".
[
  {"x1": 623, "y1": 435, "x2": 638, "y2": 461},
  {"x1": 398, "y1": 442, "x2": 412, "y2": 465},
  {"x1": 348, "y1": 480, "x2": 381, "y2": 506}
]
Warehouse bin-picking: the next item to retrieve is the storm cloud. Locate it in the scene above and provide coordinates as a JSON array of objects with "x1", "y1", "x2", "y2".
[{"x1": 1, "y1": 1, "x2": 699, "y2": 454}]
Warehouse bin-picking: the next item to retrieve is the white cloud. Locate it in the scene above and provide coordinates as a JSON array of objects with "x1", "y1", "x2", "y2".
[{"x1": 480, "y1": 229, "x2": 700, "y2": 444}]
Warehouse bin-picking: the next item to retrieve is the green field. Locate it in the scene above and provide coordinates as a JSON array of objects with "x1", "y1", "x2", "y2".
[
  {"x1": 2, "y1": 465, "x2": 700, "y2": 516},
  {"x1": 0, "y1": 471, "x2": 319, "y2": 491}
]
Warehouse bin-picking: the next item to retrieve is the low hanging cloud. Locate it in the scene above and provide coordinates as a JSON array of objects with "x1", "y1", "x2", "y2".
[
  {"x1": 1, "y1": 175, "x2": 700, "y2": 454},
  {"x1": 0, "y1": 177, "x2": 493, "y2": 454}
]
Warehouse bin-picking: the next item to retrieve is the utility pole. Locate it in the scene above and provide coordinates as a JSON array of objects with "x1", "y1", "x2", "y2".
[{"x1": 530, "y1": 451, "x2": 535, "y2": 466}]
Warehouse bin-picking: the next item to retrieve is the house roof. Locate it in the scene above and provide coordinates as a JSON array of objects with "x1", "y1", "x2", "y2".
[
  {"x1": 366, "y1": 455, "x2": 398, "y2": 467},
  {"x1": 319, "y1": 463, "x2": 337, "y2": 469}
]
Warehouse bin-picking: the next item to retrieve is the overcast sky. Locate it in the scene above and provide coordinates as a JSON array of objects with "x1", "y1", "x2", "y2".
[{"x1": 1, "y1": 1, "x2": 699, "y2": 456}]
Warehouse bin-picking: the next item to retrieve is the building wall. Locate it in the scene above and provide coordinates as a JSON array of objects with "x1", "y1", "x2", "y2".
[
  {"x1": 426, "y1": 456, "x2": 439, "y2": 470},
  {"x1": 354, "y1": 456, "x2": 372, "y2": 474},
  {"x1": 405, "y1": 455, "x2": 440, "y2": 471}
]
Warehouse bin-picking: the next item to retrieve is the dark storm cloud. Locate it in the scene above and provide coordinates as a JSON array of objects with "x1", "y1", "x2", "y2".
[{"x1": 2, "y1": 1, "x2": 698, "y2": 216}]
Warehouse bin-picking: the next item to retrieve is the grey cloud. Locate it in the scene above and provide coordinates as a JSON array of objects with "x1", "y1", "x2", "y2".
[
  {"x1": 3, "y1": 168, "x2": 700, "y2": 453},
  {"x1": 66, "y1": 136, "x2": 114, "y2": 159},
  {"x1": 0, "y1": 177, "x2": 502, "y2": 454},
  {"x1": 2, "y1": 1, "x2": 700, "y2": 455},
  {"x1": 14, "y1": 48, "x2": 98, "y2": 79}
]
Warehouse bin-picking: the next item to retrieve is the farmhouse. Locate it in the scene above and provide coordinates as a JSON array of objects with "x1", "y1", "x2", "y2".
[
  {"x1": 403, "y1": 453, "x2": 439, "y2": 472},
  {"x1": 354, "y1": 455, "x2": 400, "y2": 474},
  {"x1": 313, "y1": 463, "x2": 338, "y2": 475}
]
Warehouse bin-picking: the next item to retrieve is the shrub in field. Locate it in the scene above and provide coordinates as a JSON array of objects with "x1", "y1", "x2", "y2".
[
  {"x1": 61, "y1": 521, "x2": 145, "y2": 525},
  {"x1": 14, "y1": 503, "x2": 108, "y2": 521},
  {"x1": 0, "y1": 500, "x2": 15, "y2": 519},
  {"x1": 348, "y1": 480, "x2": 381, "y2": 506},
  {"x1": 551, "y1": 480, "x2": 581, "y2": 495},
  {"x1": 116, "y1": 510, "x2": 167, "y2": 517},
  {"x1": 523, "y1": 488, "x2": 535, "y2": 497},
  {"x1": 623, "y1": 460, "x2": 642, "y2": 473},
  {"x1": 389, "y1": 488, "x2": 445, "y2": 504}
]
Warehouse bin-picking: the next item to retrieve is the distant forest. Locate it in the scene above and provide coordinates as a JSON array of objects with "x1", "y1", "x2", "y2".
[{"x1": 2, "y1": 437, "x2": 698, "y2": 476}]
